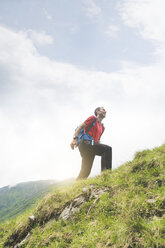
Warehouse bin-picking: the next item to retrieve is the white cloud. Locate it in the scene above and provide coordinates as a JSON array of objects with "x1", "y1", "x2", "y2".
[
  {"x1": 25, "y1": 29, "x2": 53, "y2": 46},
  {"x1": 105, "y1": 24, "x2": 120, "y2": 38},
  {"x1": 0, "y1": 24, "x2": 164, "y2": 187},
  {"x1": 43, "y1": 8, "x2": 52, "y2": 20},
  {"x1": 83, "y1": 0, "x2": 102, "y2": 19},
  {"x1": 120, "y1": 0, "x2": 165, "y2": 43}
]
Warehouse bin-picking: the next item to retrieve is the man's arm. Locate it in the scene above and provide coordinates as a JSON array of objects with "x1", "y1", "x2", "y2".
[{"x1": 70, "y1": 122, "x2": 87, "y2": 150}]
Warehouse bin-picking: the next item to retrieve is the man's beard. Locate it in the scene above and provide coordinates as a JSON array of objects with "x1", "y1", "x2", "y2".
[{"x1": 100, "y1": 113, "x2": 105, "y2": 118}]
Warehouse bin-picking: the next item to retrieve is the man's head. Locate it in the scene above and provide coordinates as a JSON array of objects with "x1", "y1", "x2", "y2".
[{"x1": 94, "y1": 107, "x2": 106, "y2": 119}]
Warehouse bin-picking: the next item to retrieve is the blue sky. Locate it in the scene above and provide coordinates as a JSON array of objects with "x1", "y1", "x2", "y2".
[
  {"x1": 0, "y1": 0, "x2": 165, "y2": 187},
  {"x1": 0, "y1": 0, "x2": 154, "y2": 71}
]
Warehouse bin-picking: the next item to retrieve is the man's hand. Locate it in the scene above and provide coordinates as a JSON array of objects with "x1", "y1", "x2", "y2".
[{"x1": 70, "y1": 139, "x2": 78, "y2": 150}]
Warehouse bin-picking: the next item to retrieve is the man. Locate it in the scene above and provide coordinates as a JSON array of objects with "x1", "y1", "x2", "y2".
[{"x1": 70, "y1": 107, "x2": 112, "y2": 180}]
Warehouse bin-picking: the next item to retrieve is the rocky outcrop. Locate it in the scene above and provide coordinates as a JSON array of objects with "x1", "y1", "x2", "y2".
[{"x1": 60, "y1": 185, "x2": 111, "y2": 220}]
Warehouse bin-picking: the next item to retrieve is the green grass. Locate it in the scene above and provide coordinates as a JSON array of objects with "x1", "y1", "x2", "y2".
[{"x1": 1, "y1": 144, "x2": 165, "y2": 248}]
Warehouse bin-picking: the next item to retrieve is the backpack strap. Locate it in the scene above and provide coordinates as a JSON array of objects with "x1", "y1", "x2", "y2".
[
  {"x1": 98, "y1": 123, "x2": 104, "y2": 140},
  {"x1": 78, "y1": 118, "x2": 96, "y2": 142},
  {"x1": 85, "y1": 117, "x2": 97, "y2": 134},
  {"x1": 101, "y1": 123, "x2": 105, "y2": 134}
]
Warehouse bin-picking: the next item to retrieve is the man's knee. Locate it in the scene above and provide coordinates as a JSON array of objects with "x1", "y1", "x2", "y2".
[{"x1": 105, "y1": 145, "x2": 112, "y2": 152}]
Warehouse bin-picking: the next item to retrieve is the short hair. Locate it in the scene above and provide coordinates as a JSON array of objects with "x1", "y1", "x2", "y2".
[{"x1": 94, "y1": 107, "x2": 101, "y2": 116}]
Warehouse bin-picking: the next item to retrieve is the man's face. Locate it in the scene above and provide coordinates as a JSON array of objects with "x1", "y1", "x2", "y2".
[{"x1": 98, "y1": 107, "x2": 106, "y2": 118}]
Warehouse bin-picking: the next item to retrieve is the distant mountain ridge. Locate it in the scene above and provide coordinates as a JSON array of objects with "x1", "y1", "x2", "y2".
[{"x1": 0, "y1": 179, "x2": 62, "y2": 222}]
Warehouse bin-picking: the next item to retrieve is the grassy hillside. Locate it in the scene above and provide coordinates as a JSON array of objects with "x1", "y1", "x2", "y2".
[{"x1": 1, "y1": 144, "x2": 165, "y2": 248}]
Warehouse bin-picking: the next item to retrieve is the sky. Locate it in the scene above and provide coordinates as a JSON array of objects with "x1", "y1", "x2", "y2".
[{"x1": 0, "y1": 0, "x2": 165, "y2": 188}]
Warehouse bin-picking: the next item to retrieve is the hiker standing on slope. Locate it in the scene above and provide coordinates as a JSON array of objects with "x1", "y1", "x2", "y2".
[{"x1": 70, "y1": 107, "x2": 112, "y2": 180}]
